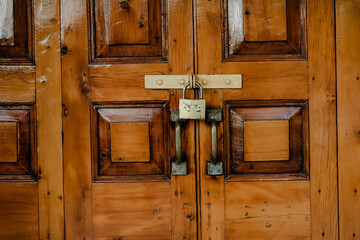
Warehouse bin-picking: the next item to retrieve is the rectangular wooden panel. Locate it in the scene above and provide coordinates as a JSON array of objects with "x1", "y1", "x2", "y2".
[
  {"x1": 0, "y1": 0, "x2": 33, "y2": 64},
  {"x1": 0, "y1": 122, "x2": 17, "y2": 163},
  {"x1": 244, "y1": 120, "x2": 289, "y2": 162},
  {"x1": 225, "y1": 181, "x2": 310, "y2": 240},
  {"x1": 224, "y1": 0, "x2": 307, "y2": 60},
  {"x1": 90, "y1": 64, "x2": 169, "y2": 102},
  {"x1": 0, "y1": 66, "x2": 35, "y2": 103},
  {"x1": 222, "y1": 61, "x2": 308, "y2": 100},
  {"x1": 0, "y1": 0, "x2": 14, "y2": 46},
  {"x1": 226, "y1": 100, "x2": 308, "y2": 178},
  {"x1": 0, "y1": 106, "x2": 36, "y2": 180},
  {"x1": 0, "y1": 183, "x2": 39, "y2": 239},
  {"x1": 108, "y1": 0, "x2": 149, "y2": 45},
  {"x1": 244, "y1": 0, "x2": 287, "y2": 41},
  {"x1": 91, "y1": 0, "x2": 165, "y2": 62},
  {"x1": 93, "y1": 182, "x2": 171, "y2": 239},
  {"x1": 110, "y1": 122, "x2": 150, "y2": 163},
  {"x1": 92, "y1": 103, "x2": 169, "y2": 181},
  {"x1": 336, "y1": 1, "x2": 360, "y2": 239}
]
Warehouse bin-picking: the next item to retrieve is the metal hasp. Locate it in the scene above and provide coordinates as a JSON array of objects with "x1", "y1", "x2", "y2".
[
  {"x1": 170, "y1": 110, "x2": 187, "y2": 175},
  {"x1": 206, "y1": 109, "x2": 223, "y2": 176},
  {"x1": 144, "y1": 74, "x2": 242, "y2": 89}
]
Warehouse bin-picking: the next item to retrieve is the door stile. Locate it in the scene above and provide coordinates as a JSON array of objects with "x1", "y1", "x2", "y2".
[
  {"x1": 195, "y1": 0, "x2": 225, "y2": 239},
  {"x1": 34, "y1": 0, "x2": 64, "y2": 238},
  {"x1": 61, "y1": 0, "x2": 93, "y2": 239},
  {"x1": 308, "y1": 0, "x2": 338, "y2": 238},
  {"x1": 168, "y1": 0, "x2": 198, "y2": 238}
]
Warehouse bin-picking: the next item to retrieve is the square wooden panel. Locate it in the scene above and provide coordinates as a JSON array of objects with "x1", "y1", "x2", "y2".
[
  {"x1": 90, "y1": 0, "x2": 167, "y2": 63},
  {"x1": 244, "y1": 120, "x2": 289, "y2": 162},
  {"x1": 0, "y1": 122, "x2": 18, "y2": 163},
  {"x1": 0, "y1": 0, "x2": 33, "y2": 64},
  {"x1": 91, "y1": 102, "x2": 170, "y2": 182},
  {"x1": 224, "y1": 0, "x2": 307, "y2": 60},
  {"x1": 0, "y1": 105, "x2": 36, "y2": 181},
  {"x1": 110, "y1": 122, "x2": 150, "y2": 163},
  {"x1": 224, "y1": 100, "x2": 309, "y2": 180}
]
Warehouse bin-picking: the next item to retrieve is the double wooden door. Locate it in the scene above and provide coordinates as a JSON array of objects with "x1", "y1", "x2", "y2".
[{"x1": 0, "y1": 0, "x2": 339, "y2": 239}]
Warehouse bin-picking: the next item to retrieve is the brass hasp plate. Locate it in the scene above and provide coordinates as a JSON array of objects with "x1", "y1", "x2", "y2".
[{"x1": 145, "y1": 74, "x2": 242, "y2": 89}]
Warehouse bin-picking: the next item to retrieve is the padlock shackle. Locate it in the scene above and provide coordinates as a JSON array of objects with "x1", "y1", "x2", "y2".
[
  {"x1": 194, "y1": 82, "x2": 203, "y2": 99},
  {"x1": 182, "y1": 82, "x2": 203, "y2": 99},
  {"x1": 182, "y1": 82, "x2": 191, "y2": 99}
]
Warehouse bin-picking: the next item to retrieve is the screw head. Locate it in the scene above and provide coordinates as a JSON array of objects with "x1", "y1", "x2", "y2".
[
  {"x1": 179, "y1": 79, "x2": 185, "y2": 85},
  {"x1": 202, "y1": 79, "x2": 208, "y2": 85},
  {"x1": 155, "y1": 79, "x2": 163, "y2": 86},
  {"x1": 225, "y1": 79, "x2": 231, "y2": 85}
]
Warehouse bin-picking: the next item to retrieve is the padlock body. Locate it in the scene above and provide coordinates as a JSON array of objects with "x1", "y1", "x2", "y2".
[{"x1": 179, "y1": 99, "x2": 206, "y2": 119}]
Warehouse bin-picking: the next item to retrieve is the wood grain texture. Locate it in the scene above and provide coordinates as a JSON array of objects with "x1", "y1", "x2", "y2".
[
  {"x1": 89, "y1": 64, "x2": 169, "y2": 102},
  {"x1": 92, "y1": 103, "x2": 169, "y2": 181},
  {"x1": 243, "y1": 0, "x2": 287, "y2": 41},
  {"x1": 0, "y1": 0, "x2": 14, "y2": 46},
  {"x1": 222, "y1": 61, "x2": 308, "y2": 100},
  {"x1": 244, "y1": 120, "x2": 290, "y2": 162},
  {"x1": 0, "y1": 183, "x2": 39, "y2": 239},
  {"x1": 108, "y1": 0, "x2": 149, "y2": 45},
  {"x1": 91, "y1": 0, "x2": 165, "y2": 62},
  {"x1": 308, "y1": 0, "x2": 338, "y2": 239},
  {"x1": 0, "y1": 66, "x2": 35, "y2": 102},
  {"x1": 110, "y1": 122, "x2": 150, "y2": 163},
  {"x1": 336, "y1": 1, "x2": 360, "y2": 239},
  {"x1": 224, "y1": 0, "x2": 307, "y2": 60},
  {"x1": 0, "y1": 122, "x2": 17, "y2": 163},
  {"x1": 225, "y1": 181, "x2": 310, "y2": 240},
  {"x1": 61, "y1": 0, "x2": 93, "y2": 238},
  {"x1": 168, "y1": 0, "x2": 198, "y2": 238},
  {"x1": 0, "y1": 106, "x2": 36, "y2": 180},
  {"x1": 196, "y1": 0, "x2": 225, "y2": 239},
  {"x1": 92, "y1": 183, "x2": 171, "y2": 239},
  {"x1": 34, "y1": 0, "x2": 64, "y2": 238},
  {"x1": 0, "y1": 0, "x2": 33, "y2": 64},
  {"x1": 226, "y1": 101, "x2": 308, "y2": 178}
]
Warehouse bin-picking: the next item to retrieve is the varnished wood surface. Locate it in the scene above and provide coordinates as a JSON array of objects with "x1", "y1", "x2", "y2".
[
  {"x1": 225, "y1": 181, "x2": 310, "y2": 240},
  {"x1": 0, "y1": 66, "x2": 35, "y2": 102},
  {"x1": 0, "y1": 183, "x2": 39, "y2": 239},
  {"x1": 0, "y1": 0, "x2": 33, "y2": 64},
  {"x1": 308, "y1": 0, "x2": 338, "y2": 239},
  {"x1": 336, "y1": 1, "x2": 360, "y2": 238},
  {"x1": 34, "y1": 0, "x2": 64, "y2": 238},
  {"x1": 0, "y1": 106, "x2": 35, "y2": 180},
  {"x1": 222, "y1": 61, "x2": 308, "y2": 100},
  {"x1": 168, "y1": 0, "x2": 198, "y2": 238},
  {"x1": 0, "y1": 122, "x2": 18, "y2": 163},
  {"x1": 244, "y1": 120, "x2": 290, "y2": 162},
  {"x1": 61, "y1": 0, "x2": 93, "y2": 238},
  {"x1": 92, "y1": 183, "x2": 171, "y2": 239},
  {"x1": 110, "y1": 122, "x2": 150, "y2": 163},
  {"x1": 243, "y1": 0, "x2": 287, "y2": 41},
  {"x1": 91, "y1": 0, "x2": 165, "y2": 62},
  {"x1": 90, "y1": 64, "x2": 169, "y2": 102}
]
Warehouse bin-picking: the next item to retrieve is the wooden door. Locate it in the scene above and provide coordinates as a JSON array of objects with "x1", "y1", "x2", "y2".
[
  {"x1": 196, "y1": 0, "x2": 338, "y2": 239},
  {"x1": 61, "y1": 0, "x2": 197, "y2": 239}
]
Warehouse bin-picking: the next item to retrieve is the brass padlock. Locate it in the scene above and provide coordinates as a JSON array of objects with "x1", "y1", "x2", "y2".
[{"x1": 179, "y1": 82, "x2": 206, "y2": 120}]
